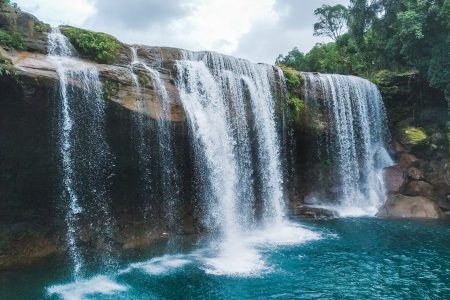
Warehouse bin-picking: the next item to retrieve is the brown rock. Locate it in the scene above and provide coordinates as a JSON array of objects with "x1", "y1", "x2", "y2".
[
  {"x1": 392, "y1": 140, "x2": 405, "y2": 154},
  {"x1": 384, "y1": 165, "x2": 405, "y2": 193},
  {"x1": 0, "y1": 236, "x2": 59, "y2": 269},
  {"x1": 407, "y1": 167, "x2": 425, "y2": 181},
  {"x1": 404, "y1": 181, "x2": 434, "y2": 198},
  {"x1": 376, "y1": 194, "x2": 444, "y2": 219},
  {"x1": 292, "y1": 205, "x2": 338, "y2": 219},
  {"x1": 397, "y1": 153, "x2": 418, "y2": 171}
]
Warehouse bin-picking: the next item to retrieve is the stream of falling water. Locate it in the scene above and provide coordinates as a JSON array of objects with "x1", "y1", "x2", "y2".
[
  {"x1": 48, "y1": 28, "x2": 115, "y2": 279},
  {"x1": 303, "y1": 73, "x2": 394, "y2": 216},
  {"x1": 176, "y1": 52, "x2": 318, "y2": 275},
  {"x1": 129, "y1": 47, "x2": 181, "y2": 228}
]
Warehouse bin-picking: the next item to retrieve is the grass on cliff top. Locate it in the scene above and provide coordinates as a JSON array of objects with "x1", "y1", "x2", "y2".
[{"x1": 60, "y1": 26, "x2": 121, "y2": 64}]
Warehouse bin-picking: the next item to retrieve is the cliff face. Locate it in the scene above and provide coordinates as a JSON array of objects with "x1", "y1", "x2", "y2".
[
  {"x1": 0, "y1": 6, "x2": 196, "y2": 269},
  {"x1": 379, "y1": 71, "x2": 450, "y2": 214}
]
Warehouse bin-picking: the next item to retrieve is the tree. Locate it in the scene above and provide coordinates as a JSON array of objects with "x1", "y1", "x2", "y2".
[
  {"x1": 313, "y1": 4, "x2": 348, "y2": 41},
  {"x1": 276, "y1": 47, "x2": 306, "y2": 70}
]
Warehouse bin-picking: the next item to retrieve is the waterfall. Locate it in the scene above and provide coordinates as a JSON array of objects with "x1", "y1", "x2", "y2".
[
  {"x1": 303, "y1": 73, "x2": 394, "y2": 216},
  {"x1": 48, "y1": 28, "x2": 115, "y2": 279},
  {"x1": 175, "y1": 51, "x2": 293, "y2": 274},
  {"x1": 129, "y1": 47, "x2": 181, "y2": 229}
]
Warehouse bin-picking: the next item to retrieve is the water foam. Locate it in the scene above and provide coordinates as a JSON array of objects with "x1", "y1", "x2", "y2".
[
  {"x1": 47, "y1": 276, "x2": 127, "y2": 300},
  {"x1": 121, "y1": 254, "x2": 193, "y2": 275}
]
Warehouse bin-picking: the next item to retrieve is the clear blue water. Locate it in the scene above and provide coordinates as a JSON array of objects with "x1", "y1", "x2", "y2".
[{"x1": 2, "y1": 218, "x2": 450, "y2": 300}]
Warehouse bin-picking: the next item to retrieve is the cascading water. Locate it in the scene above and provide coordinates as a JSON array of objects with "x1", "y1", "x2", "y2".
[
  {"x1": 303, "y1": 73, "x2": 394, "y2": 216},
  {"x1": 48, "y1": 28, "x2": 115, "y2": 279},
  {"x1": 175, "y1": 52, "x2": 317, "y2": 274},
  {"x1": 129, "y1": 47, "x2": 181, "y2": 228}
]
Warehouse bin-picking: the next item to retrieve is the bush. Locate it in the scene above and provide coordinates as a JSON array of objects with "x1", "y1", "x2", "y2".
[
  {"x1": 60, "y1": 26, "x2": 120, "y2": 64},
  {"x1": 288, "y1": 96, "x2": 305, "y2": 122},
  {"x1": 0, "y1": 28, "x2": 25, "y2": 49},
  {"x1": 400, "y1": 126, "x2": 428, "y2": 145},
  {"x1": 34, "y1": 20, "x2": 50, "y2": 33},
  {"x1": 0, "y1": 57, "x2": 15, "y2": 77},
  {"x1": 279, "y1": 64, "x2": 303, "y2": 91}
]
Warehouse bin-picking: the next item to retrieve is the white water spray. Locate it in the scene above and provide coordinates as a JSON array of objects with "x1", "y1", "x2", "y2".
[{"x1": 176, "y1": 52, "x2": 316, "y2": 274}]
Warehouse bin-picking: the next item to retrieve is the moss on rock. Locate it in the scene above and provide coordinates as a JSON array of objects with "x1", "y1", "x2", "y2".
[
  {"x1": 60, "y1": 26, "x2": 121, "y2": 64},
  {"x1": 401, "y1": 126, "x2": 428, "y2": 145}
]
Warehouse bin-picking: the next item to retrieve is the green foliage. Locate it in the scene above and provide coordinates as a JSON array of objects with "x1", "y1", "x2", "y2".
[
  {"x1": 276, "y1": 47, "x2": 305, "y2": 70},
  {"x1": 276, "y1": 0, "x2": 450, "y2": 98},
  {"x1": 288, "y1": 96, "x2": 305, "y2": 122},
  {"x1": 0, "y1": 28, "x2": 25, "y2": 49},
  {"x1": 401, "y1": 127, "x2": 428, "y2": 145},
  {"x1": 279, "y1": 64, "x2": 303, "y2": 90},
  {"x1": 313, "y1": 4, "x2": 348, "y2": 41},
  {"x1": 0, "y1": 0, "x2": 11, "y2": 7},
  {"x1": 138, "y1": 73, "x2": 150, "y2": 87},
  {"x1": 0, "y1": 0, "x2": 19, "y2": 11},
  {"x1": 0, "y1": 57, "x2": 15, "y2": 78},
  {"x1": 34, "y1": 20, "x2": 50, "y2": 33},
  {"x1": 60, "y1": 26, "x2": 120, "y2": 64}
]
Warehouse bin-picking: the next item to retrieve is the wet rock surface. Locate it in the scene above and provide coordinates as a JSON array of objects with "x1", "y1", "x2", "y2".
[{"x1": 377, "y1": 195, "x2": 445, "y2": 219}]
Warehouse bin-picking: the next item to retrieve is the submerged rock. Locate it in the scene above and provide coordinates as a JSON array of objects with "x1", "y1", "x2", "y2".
[{"x1": 376, "y1": 195, "x2": 445, "y2": 219}]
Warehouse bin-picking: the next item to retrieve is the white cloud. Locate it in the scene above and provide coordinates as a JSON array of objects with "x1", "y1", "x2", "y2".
[
  {"x1": 15, "y1": 0, "x2": 94, "y2": 26},
  {"x1": 13, "y1": 0, "x2": 349, "y2": 64}
]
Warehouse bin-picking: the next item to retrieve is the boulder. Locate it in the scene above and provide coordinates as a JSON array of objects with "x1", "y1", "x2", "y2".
[
  {"x1": 392, "y1": 140, "x2": 405, "y2": 154},
  {"x1": 384, "y1": 165, "x2": 405, "y2": 193},
  {"x1": 0, "y1": 5, "x2": 50, "y2": 53},
  {"x1": 376, "y1": 195, "x2": 445, "y2": 219},
  {"x1": 397, "y1": 153, "x2": 418, "y2": 171},
  {"x1": 292, "y1": 205, "x2": 338, "y2": 219},
  {"x1": 407, "y1": 167, "x2": 425, "y2": 181},
  {"x1": 404, "y1": 180, "x2": 435, "y2": 198}
]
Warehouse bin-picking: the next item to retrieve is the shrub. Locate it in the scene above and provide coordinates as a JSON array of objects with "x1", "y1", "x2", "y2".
[
  {"x1": 279, "y1": 64, "x2": 303, "y2": 92},
  {"x1": 0, "y1": 57, "x2": 15, "y2": 77},
  {"x1": 0, "y1": 28, "x2": 25, "y2": 49},
  {"x1": 34, "y1": 20, "x2": 50, "y2": 33},
  {"x1": 60, "y1": 26, "x2": 120, "y2": 64},
  {"x1": 401, "y1": 126, "x2": 428, "y2": 145},
  {"x1": 288, "y1": 96, "x2": 305, "y2": 122}
]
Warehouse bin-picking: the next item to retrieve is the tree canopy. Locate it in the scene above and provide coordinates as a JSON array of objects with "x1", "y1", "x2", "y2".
[
  {"x1": 277, "y1": 0, "x2": 450, "y2": 100},
  {"x1": 313, "y1": 4, "x2": 348, "y2": 41}
]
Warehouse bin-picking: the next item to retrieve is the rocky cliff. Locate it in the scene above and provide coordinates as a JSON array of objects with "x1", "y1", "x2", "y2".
[
  {"x1": 0, "y1": 5, "x2": 195, "y2": 269},
  {"x1": 379, "y1": 71, "x2": 450, "y2": 218}
]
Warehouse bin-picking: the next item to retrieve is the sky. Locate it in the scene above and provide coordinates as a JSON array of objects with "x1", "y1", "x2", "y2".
[{"x1": 15, "y1": 0, "x2": 350, "y2": 64}]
